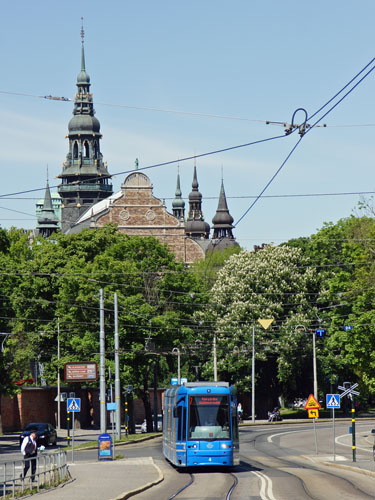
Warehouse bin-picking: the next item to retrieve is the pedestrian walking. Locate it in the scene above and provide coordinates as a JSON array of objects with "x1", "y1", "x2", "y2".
[
  {"x1": 237, "y1": 403, "x2": 243, "y2": 423},
  {"x1": 20, "y1": 431, "x2": 38, "y2": 481}
]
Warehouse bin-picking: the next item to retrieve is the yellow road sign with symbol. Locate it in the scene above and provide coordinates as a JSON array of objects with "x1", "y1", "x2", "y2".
[
  {"x1": 308, "y1": 409, "x2": 319, "y2": 418},
  {"x1": 304, "y1": 394, "x2": 321, "y2": 410},
  {"x1": 258, "y1": 319, "x2": 274, "y2": 330}
]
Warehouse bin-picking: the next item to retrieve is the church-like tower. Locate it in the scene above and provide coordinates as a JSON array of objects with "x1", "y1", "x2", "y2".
[
  {"x1": 185, "y1": 165, "x2": 210, "y2": 239},
  {"x1": 212, "y1": 180, "x2": 234, "y2": 239},
  {"x1": 36, "y1": 178, "x2": 59, "y2": 238},
  {"x1": 172, "y1": 169, "x2": 185, "y2": 220},
  {"x1": 57, "y1": 26, "x2": 113, "y2": 233}
]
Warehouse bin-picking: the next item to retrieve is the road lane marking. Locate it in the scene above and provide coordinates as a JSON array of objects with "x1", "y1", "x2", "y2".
[
  {"x1": 267, "y1": 429, "x2": 305, "y2": 443},
  {"x1": 252, "y1": 470, "x2": 276, "y2": 500},
  {"x1": 335, "y1": 433, "x2": 373, "y2": 454}
]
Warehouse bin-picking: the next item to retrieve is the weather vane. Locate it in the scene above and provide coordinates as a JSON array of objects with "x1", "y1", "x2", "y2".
[{"x1": 80, "y1": 17, "x2": 85, "y2": 44}]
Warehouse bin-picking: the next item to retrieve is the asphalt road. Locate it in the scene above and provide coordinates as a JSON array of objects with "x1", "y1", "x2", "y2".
[{"x1": 3, "y1": 422, "x2": 375, "y2": 499}]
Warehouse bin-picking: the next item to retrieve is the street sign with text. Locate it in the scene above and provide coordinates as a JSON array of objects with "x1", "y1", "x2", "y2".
[{"x1": 64, "y1": 362, "x2": 98, "y2": 382}]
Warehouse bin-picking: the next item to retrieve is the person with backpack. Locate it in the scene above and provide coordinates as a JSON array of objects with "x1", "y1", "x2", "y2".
[{"x1": 20, "y1": 431, "x2": 38, "y2": 481}]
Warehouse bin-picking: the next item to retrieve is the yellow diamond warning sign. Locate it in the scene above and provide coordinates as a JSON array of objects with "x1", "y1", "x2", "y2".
[
  {"x1": 308, "y1": 409, "x2": 319, "y2": 418},
  {"x1": 304, "y1": 394, "x2": 321, "y2": 410}
]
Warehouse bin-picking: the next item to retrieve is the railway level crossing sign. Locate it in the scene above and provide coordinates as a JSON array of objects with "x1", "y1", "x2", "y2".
[{"x1": 338, "y1": 382, "x2": 359, "y2": 399}]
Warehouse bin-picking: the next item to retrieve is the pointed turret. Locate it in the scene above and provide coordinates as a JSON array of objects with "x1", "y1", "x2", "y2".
[
  {"x1": 37, "y1": 179, "x2": 59, "y2": 238},
  {"x1": 212, "y1": 180, "x2": 234, "y2": 239},
  {"x1": 185, "y1": 165, "x2": 210, "y2": 239},
  {"x1": 57, "y1": 23, "x2": 113, "y2": 233},
  {"x1": 172, "y1": 169, "x2": 185, "y2": 220}
]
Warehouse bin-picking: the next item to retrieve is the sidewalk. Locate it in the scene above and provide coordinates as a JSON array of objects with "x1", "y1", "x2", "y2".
[
  {"x1": 33, "y1": 457, "x2": 163, "y2": 500},
  {"x1": 1, "y1": 429, "x2": 163, "y2": 500}
]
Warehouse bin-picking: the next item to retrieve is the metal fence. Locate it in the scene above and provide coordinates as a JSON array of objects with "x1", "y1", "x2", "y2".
[{"x1": 0, "y1": 450, "x2": 69, "y2": 498}]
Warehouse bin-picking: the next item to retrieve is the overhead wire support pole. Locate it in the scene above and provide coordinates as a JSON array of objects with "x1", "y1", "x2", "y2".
[
  {"x1": 213, "y1": 332, "x2": 217, "y2": 382},
  {"x1": 251, "y1": 325, "x2": 256, "y2": 423},
  {"x1": 114, "y1": 293, "x2": 121, "y2": 440},
  {"x1": 312, "y1": 330, "x2": 318, "y2": 400},
  {"x1": 57, "y1": 319, "x2": 61, "y2": 431},
  {"x1": 99, "y1": 288, "x2": 106, "y2": 434}
]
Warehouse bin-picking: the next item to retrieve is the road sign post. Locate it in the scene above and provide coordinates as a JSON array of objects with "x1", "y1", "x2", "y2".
[
  {"x1": 326, "y1": 394, "x2": 340, "y2": 462},
  {"x1": 67, "y1": 398, "x2": 81, "y2": 463},
  {"x1": 304, "y1": 394, "x2": 321, "y2": 454},
  {"x1": 337, "y1": 383, "x2": 359, "y2": 462}
]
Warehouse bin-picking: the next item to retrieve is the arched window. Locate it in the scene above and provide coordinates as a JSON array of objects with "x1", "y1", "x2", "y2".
[
  {"x1": 73, "y1": 142, "x2": 78, "y2": 159},
  {"x1": 84, "y1": 141, "x2": 89, "y2": 158},
  {"x1": 94, "y1": 141, "x2": 98, "y2": 159}
]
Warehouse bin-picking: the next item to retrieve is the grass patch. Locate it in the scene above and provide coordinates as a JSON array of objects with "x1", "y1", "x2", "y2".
[
  {"x1": 280, "y1": 407, "x2": 345, "y2": 419},
  {"x1": 64, "y1": 432, "x2": 162, "y2": 451}
]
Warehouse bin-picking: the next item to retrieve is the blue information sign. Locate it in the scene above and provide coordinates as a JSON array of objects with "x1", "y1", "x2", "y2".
[
  {"x1": 344, "y1": 325, "x2": 353, "y2": 331},
  {"x1": 326, "y1": 394, "x2": 340, "y2": 409}
]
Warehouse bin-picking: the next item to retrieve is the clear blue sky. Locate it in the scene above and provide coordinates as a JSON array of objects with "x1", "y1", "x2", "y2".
[{"x1": 1, "y1": 1, "x2": 375, "y2": 249}]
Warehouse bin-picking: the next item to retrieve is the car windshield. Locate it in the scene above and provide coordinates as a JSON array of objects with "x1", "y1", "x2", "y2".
[{"x1": 24, "y1": 424, "x2": 46, "y2": 432}]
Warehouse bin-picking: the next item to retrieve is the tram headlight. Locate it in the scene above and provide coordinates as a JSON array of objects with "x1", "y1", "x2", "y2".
[{"x1": 221, "y1": 444, "x2": 231, "y2": 449}]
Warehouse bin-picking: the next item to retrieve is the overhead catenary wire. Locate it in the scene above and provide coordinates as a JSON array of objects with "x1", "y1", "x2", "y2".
[{"x1": 234, "y1": 56, "x2": 375, "y2": 227}]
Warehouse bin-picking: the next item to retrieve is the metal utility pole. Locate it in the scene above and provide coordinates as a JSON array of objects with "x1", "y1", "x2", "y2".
[
  {"x1": 57, "y1": 320, "x2": 61, "y2": 431},
  {"x1": 99, "y1": 289, "x2": 106, "y2": 433},
  {"x1": 312, "y1": 331, "x2": 318, "y2": 399},
  {"x1": 172, "y1": 347, "x2": 181, "y2": 384},
  {"x1": 251, "y1": 325, "x2": 255, "y2": 424},
  {"x1": 213, "y1": 332, "x2": 217, "y2": 382},
  {"x1": 114, "y1": 293, "x2": 121, "y2": 439},
  {"x1": 153, "y1": 360, "x2": 158, "y2": 432}
]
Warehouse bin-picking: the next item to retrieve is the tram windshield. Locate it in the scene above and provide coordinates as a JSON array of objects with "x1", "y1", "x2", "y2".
[{"x1": 188, "y1": 395, "x2": 231, "y2": 440}]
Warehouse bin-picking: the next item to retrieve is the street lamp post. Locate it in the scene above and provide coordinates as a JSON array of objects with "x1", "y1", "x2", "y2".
[
  {"x1": 295, "y1": 325, "x2": 318, "y2": 399},
  {"x1": 172, "y1": 347, "x2": 181, "y2": 384},
  {"x1": 99, "y1": 288, "x2": 107, "y2": 434}
]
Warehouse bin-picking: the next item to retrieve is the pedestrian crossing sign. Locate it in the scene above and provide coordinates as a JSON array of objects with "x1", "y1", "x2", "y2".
[
  {"x1": 304, "y1": 394, "x2": 321, "y2": 410},
  {"x1": 326, "y1": 393, "x2": 340, "y2": 409},
  {"x1": 67, "y1": 397, "x2": 81, "y2": 412}
]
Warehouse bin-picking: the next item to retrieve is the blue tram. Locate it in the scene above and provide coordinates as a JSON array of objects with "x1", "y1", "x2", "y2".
[{"x1": 163, "y1": 381, "x2": 239, "y2": 467}]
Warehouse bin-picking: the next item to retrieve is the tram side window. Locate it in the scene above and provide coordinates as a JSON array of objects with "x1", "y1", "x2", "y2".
[
  {"x1": 182, "y1": 407, "x2": 186, "y2": 440},
  {"x1": 176, "y1": 406, "x2": 182, "y2": 441}
]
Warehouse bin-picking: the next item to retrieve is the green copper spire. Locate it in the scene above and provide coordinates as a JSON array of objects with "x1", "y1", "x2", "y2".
[
  {"x1": 57, "y1": 21, "x2": 113, "y2": 233},
  {"x1": 37, "y1": 175, "x2": 59, "y2": 237},
  {"x1": 172, "y1": 168, "x2": 185, "y2": 220}
]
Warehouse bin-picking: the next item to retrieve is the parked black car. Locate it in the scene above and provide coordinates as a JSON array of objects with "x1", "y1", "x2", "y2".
[{"x1": 19, "y1": 423, "x2": 57, "y2": 447}]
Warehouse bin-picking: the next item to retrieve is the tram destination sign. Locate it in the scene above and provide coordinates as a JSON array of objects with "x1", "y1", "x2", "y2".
[{"x1": 64, "y1": 362, "x2": 98, "y2": 382}]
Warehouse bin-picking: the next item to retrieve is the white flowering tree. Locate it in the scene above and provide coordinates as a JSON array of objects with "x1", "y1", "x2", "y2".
[{"x1": 196, "y1": 245, "x2": 320, "y2": 403}]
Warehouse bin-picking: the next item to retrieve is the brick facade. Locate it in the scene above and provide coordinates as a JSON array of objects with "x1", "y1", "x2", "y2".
[
  {"x1": 1, "y1": 387, "x2": 163, "y2": 432},
  {"x1": 74, "y1": 171, "x2": 205, "y2": 264}
]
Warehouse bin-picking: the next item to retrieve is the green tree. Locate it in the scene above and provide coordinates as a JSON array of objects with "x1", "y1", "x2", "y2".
[
  {"x1": 3, "y1": 226, "x2": 206, "y2": 429},
  {"x1": 196, "y1": 245, "x2": 320, "y2": 407}
]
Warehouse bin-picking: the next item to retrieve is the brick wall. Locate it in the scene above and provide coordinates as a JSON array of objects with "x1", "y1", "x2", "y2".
[{"x1": 1, "y1": 387, "x2": 164, "y2": 432}]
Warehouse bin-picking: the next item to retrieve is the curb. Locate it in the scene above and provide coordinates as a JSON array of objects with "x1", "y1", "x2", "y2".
[
  {"x1": 112, "y1": 458, "x2": 164, "y2": 500},
  {"x1": 303, "y1": 455, "x2": 375, "y2": 478},
  {"x1": 64, "y1": 433, "x2": 162, "y2": 452}
]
